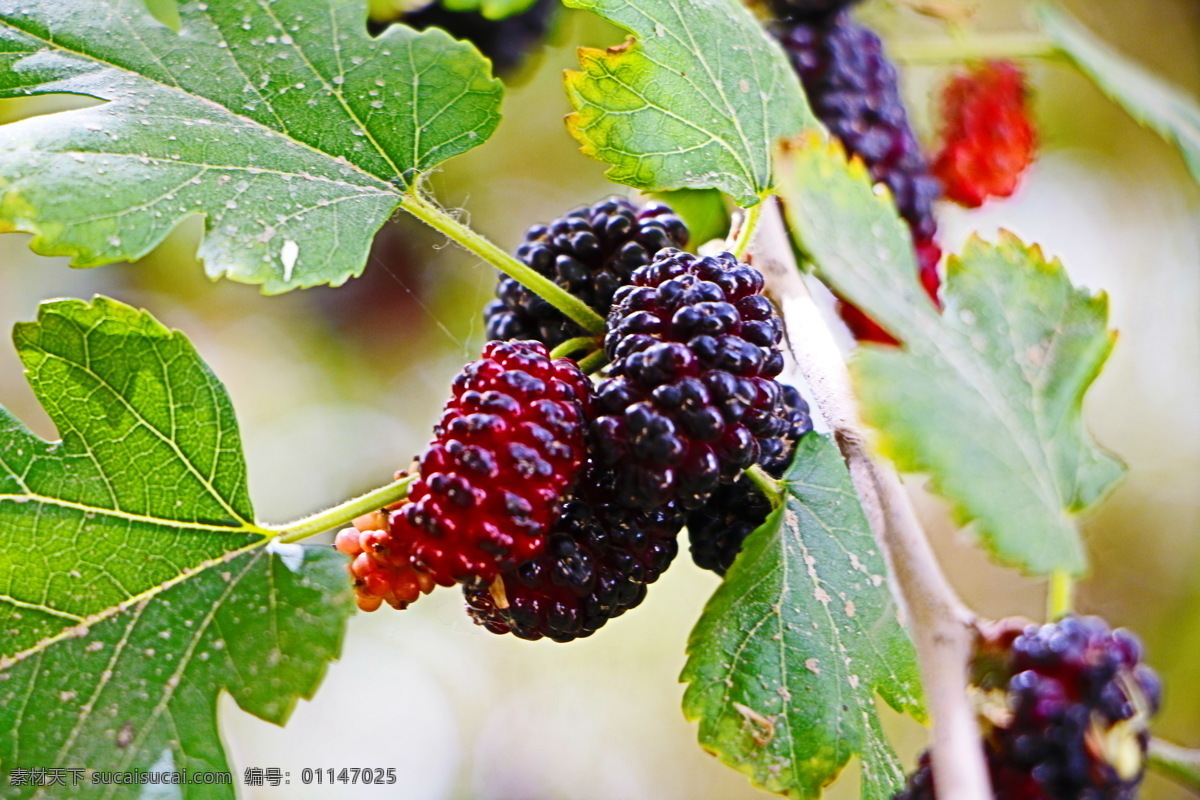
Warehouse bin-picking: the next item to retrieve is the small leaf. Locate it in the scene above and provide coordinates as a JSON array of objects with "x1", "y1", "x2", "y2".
[
  {"x1": 1037, "y1": 2, "x2": 1200, "y2": 186},
  {"x1": 682, "y1": 434, "x2": 923, "y2": 800},
  {"x1": 0, "y1": 297, "x2": 354, "y2": 797},
  {"x1": 0, "y1": 0, "x2": 503, "y2": 292},
  {"x1": 776, "y1": 137, "x2": 1124, "y2": 575},
  {"x1": 563, "y1": 0, "x2": 815, "y2": 206}
]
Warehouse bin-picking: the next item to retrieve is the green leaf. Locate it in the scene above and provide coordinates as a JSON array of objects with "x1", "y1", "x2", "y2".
[
  {"x1": 682, "y1": 434, "x2": 923, "y2": 800},
  {"x1": 1037, "y1": 2, "x2": 1200, "y2": 186},
  {"x1": 0, "y1": 0, "x2": 503, "y2": 292},
  {"x1": 563, "y1": 0, "x2": 816, "y2": 207},
  {"x1": 776, "y1": 135, "x2": 934, "y2": 344},
  {"x1": 0, "y1": 546, "x2": 350, "y2": 800},
  {"x1": 776, "y1": 138, "x2": 1125, "y2": 575},
  {"x1": 0, "y1": 297, "x2": 355, "y2": 797}
]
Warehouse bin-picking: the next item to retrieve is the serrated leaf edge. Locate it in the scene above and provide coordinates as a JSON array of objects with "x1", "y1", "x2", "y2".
[
  {"x1": 0, "y1": 9, "x2": 503, "y2": 290},
  {"x1": 853, "y1": 232, "x2": 1125, "y2": 576}
]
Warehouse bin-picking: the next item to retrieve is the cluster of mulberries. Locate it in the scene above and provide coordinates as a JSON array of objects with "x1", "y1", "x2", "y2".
[
  {"x1": 763, "y1": 8, "x2": 1042, "y2": 343},
  {"x1": 369, "y1": 0, "x2": 558, "y2": 75},
  {"x1": 894, "y1": 616, "x2": 1161, "y2": 800},
  {"x1": 347, "y1": 199, "x2": 800, "y2": 640},
  {"x1": 934, "y1": 61, "x2": 1036, "y2": 208}
]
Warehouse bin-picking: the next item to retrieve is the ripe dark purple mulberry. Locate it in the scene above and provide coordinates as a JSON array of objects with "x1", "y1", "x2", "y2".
[
  {"x1": 369, "y1": 0, "x2": 558, "y2": 76},
  {"x1": 593, "y1": 249, "x2": 788, "y2": 510},
  {"x1": 390, "y1": 341, "x2": 593, "y2": 586},
  {"x1": 773, "y1": 10, "x2": 943, "y2": 344},
  {"x1": 686, "y1": 385, "x2": 812, "y2": 575},
  {"x1": 485, "y1": 198, "x2": 689, "y2": 348},
  {"x1": 774, "y1": 11, "x2": 939, "y2": 242},
  {"x1": 463, "y1": 472, "x2": 684, "y2": 642},
  {"x1": 895, "y1": 615, "x2": 1161, "y2": 800}
]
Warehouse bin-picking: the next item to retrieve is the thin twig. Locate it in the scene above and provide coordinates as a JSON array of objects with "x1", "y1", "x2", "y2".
[
  {"x1": 270, "y1": 475, "x2": 416, "y2": 544},
  {"x1": 1149, "y1": 738, "x2": 1200, "y2": 794},
  {"x1": 887, "y1": 34, "x2": 1061, "y2": 65},
  {"x1": 403, "y1": 190, "x2": 606, "y2": 335},
  {"x1": 728, "y1": 201, "x2": 765, "y2": 260},
  {"x1": 748, "y1": 197, "x2": 991, "y2": 800}
]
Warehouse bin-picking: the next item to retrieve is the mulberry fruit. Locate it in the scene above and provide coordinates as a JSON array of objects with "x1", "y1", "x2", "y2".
[
  {"x1": 686, "y1": 385, "x2": 812, "y2": 575},
  {"x1": 390, "y1": 341, "x2": 593, "y2": 586},
  {"x1": 773, "y1": 11, "x2": 943, "y2": 344},
  {"x1": 774, "y1": 11, "x2": 940, "y2": 243},
  {"x1": 484, "y1": 198, "x2": 689, "y2": 348},
  {"x1": 895, "y1": 615, "x2": 1161, "y2": 800},
  {"x1": 463, "y1": 472, "x2": 684, "y2": 642},
  {"x1": 933, "y1": 61, "x2": 1036, "y2": 208},
  {"x1": 335, "y1": 511, "x2": 437, "y2": 612},
  {"x1": 369, "y1": 0, "x2": 558, "y2": 75},
  {"x1": 593, "y1": 249, "x2": 788, "y2": 510}
]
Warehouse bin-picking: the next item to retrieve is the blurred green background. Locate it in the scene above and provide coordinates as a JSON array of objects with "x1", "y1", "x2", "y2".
[{"x1": 0, "y1": 0, "x2": 1196, "y2": 797}]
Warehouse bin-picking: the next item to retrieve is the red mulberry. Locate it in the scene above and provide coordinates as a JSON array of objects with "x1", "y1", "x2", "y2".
[
  {"x1": 390, "y1": 341, "x2": 593, "y2": 586},
  {"x1": 485, "y1": 198, "x2": 689, "y2": 348},
  {"x1": 933, "y1": 61, "x2": 1036, "y2": 208}
]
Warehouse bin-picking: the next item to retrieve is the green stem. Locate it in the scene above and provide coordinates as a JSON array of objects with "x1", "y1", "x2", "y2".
[
  {"x1": 550, "y1": 336, "x2": 600, "y2": 359},
  {"x1": 270, "y1": 475, "x2": 417, "y2": 544},
  {"x1": 888, "y1": 34, "x2": 1061, "y2": 65},
  {"x1": 403, "y1": 190, "x2": 606, "y2": 336},
  {"x1": 729, "y1": 202, "x2": 764, "y2": 260},
  {"x1": 1047, "y1": 569, "x2": 1074, "y2": 619},
  {"x1": 577, "y1": 348, "x2": 609, "y2": 374},
  {"x1": 746, "y1": 464, "x2": 784, "y2": 508},
  {"x1": 1149, "y1": 738, "x2": 1200, "y2": 794}
]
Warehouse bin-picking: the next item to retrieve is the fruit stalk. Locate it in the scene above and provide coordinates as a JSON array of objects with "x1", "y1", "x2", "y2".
[
  {"x1": 729, "y1": 201, "x2": 765, "y2": 260},
  {"x1": 1047, "y1": 568, "x2": 1074, "y2": 619},
  {"x1": 1149, "y1": 738, "x2": 1200, "y2": 793},
  {"x1": 403, "y1": 189, "x2": 607, "y2": 335},
  {"x1": 744, "y1": 464, "x2": 784, "y2": 507},
  {"x1": 749, "y1": 198, "x2": 992, "y2": 800},
  {"x1": 272, "y1": 474, "x2": 418, "y2": 544},
  {"x1": 887, "y1": 34, "x2": 1060, "y2": 65}
]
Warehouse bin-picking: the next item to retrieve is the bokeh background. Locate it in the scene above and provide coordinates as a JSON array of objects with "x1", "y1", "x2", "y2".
[{"x1": 0, "y1": 0, "x2": 1197, "y2": 798}]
